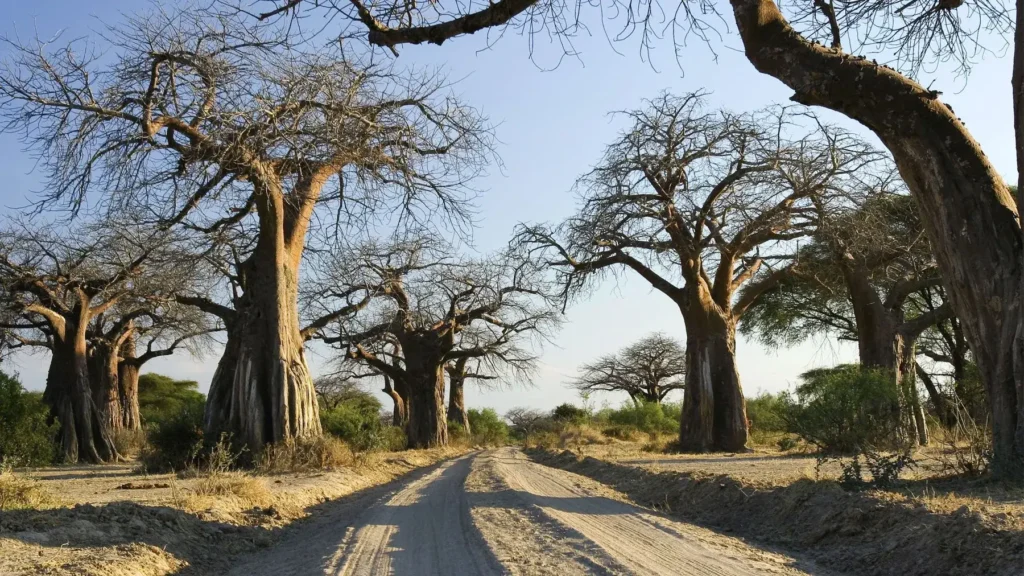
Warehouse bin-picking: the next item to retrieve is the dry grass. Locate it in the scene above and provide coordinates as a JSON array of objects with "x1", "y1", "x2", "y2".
[
  {"x1": 112, "y1": 428, "x2": 148, "y2": 458},
  {"x1": 172, "y1": 472, "x2": 272, "y2": 512},
  {"x1": 0, "y1": 467, "x2": 61, "y2": 510},
  {"x1": 256, "y1": 436, "x2": 355, "y2": 474}
]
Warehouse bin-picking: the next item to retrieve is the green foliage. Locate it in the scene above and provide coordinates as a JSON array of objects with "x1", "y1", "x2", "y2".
[
  {"x1": 138, "y1": 373, "x2": 205, "y2": 428},
  {"x1": 819, "y1": 450, "x2": 917, "y2": 489},
  {"x1": 141, "y1": 396, "x2": 206, "y2": 471},
  {"x1": 468, "y1": 408, "x2": 510, "y2": 446},
  {"x1": 552, "y1": 403, "x2": 588, "y2": 425},
  {"x1": 746, "y1": 392, "x2": 789, "y2": 433},
  {"x1": 0, "y1": 371, "x2": 58, "y2": 466},
  {"x1": 605, "y1": 401, "x2": 679, "y2": 434},
  {"x1": 319, "y1": 387, "x2": 385, "y2": 451},
  {"x1": 786, "y1": 365, "x2": 903, "y2": 454}
]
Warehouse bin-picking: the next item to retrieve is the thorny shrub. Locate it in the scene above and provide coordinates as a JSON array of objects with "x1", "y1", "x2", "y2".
[{"x1": 935, "y1": 398, "x2": 992, "y2": 477}]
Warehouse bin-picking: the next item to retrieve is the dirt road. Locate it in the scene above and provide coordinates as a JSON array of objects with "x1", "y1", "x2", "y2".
[{"x1": 226, "y1": 448, "x2": 821, "y2": 576}]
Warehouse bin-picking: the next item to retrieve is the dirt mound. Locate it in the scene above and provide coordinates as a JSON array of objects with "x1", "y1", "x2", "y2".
[{"x1": 529, "y1": 449, "x2": 1024, "y2": 576}]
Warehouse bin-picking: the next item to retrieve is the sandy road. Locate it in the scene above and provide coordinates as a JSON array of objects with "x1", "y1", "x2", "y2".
[{"x1": 227, "y1": 448, "x2": 821, "y2": 576}]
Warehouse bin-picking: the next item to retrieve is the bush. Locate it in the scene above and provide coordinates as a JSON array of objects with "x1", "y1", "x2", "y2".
[
  {"x1": 552, "y1": 403, "x2": 589, "y2": 425},
  {"x1": 138, "y1": 374, "x2": 205, "y2": 429},
  {"x1": 746, "y1": 392, "x2": 788, "y2": 433},
  {"x1": 141, "y1": 397, "x2": 206, "y2": 471},
  {"x1": 786, "y1": 365, "x2": 903, "y2": 454},
  {"x1": 0, "y1": 371, "x2": 58, "y2": 466},
  {"x1": 468, "y1": 408, "x2": 510, "y2": 446},
  {"x1": 319, "y1": 386, "x2": 386, "y2": 451},
  {"x1": 606, "y1": 401, "x2": 678, "y2": 435}
]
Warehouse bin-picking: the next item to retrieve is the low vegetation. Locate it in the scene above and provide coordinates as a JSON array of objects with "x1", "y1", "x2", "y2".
[{"x1": 0, "y1": 371, "x2": 58, "y2": 467}]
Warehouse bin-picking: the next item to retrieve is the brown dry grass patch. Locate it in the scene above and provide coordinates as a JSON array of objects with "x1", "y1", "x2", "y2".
[{"x1": 0, "y1": 468, "x2": 61, "y2": 510}]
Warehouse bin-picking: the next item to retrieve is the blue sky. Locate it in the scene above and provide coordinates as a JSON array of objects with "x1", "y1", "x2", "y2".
[{"x1": 1, "y1": 1, "x2": 1016, "y2": 413}]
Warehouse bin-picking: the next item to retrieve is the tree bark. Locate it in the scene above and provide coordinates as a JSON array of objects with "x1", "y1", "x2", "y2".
[
  {"x1": 43, "y1": 310, "x2": 118, "y2": 463},
  {"x1": 729, "y1": 0, "x2": 1023, "y2": 477},
  {"x1": 447, "y1": 371, "x2": 471, "y2": 435},
  {"x1": 405, "y1": 363, "x2": 448, "y2": 448},
  {"x1": 118, "y1": 333, "x2": 141, "y2": 431},
  {"x1": 88, "y1": 341, "x2": 122, "y2": 433},
  {"x1": 679, "y1": 289, "x2": 747, "y2": 452},
  {"x1": 916, "y1": 362, "x2": 955, "y2": 428},
  {"x1": 203, "y1": 235, "x2": 321, "y2": 453}
]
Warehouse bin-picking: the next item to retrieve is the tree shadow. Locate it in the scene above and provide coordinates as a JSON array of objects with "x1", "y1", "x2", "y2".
[{"x1": 526, "y1": 449, "x2": 1024, "y2": 576}]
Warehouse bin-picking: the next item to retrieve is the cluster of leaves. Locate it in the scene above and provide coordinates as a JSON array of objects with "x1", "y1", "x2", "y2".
[
  {"x1": 467, "y1": 409, "x2": 511, "y2": 446},
  {"x1": 785, "y1": 365, "x2": 904, "y2": 454},
  {"x1": 596, "y1": 401, "x2": 681, "y2": 436},
  {"x1": 317, "y1": 379, "x2": 407, "y2": 452},
  {"x1": 0, "y1": 371, "x2": 58, "y2": 467}
]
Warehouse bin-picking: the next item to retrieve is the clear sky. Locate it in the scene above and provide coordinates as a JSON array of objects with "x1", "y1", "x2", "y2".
[{"x1": 1, "y1": 1, "x2": 1016, "y2": 413}]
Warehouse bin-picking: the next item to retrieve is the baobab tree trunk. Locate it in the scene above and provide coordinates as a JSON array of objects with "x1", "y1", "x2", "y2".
[
  {"x1": 447, "y1": 373, "x2": 471, "y2": 435},
  {"x1": 118, "y1": 334, "x2": 141, "y2": 431},
  {"x1": 88, "y1": 342, "x2": 123, "y2": 433},
  {"x1": 43, "y1": 321, "x2": 118, "y2": 463},
  {"x1": 730, "y1": 0, "x2": 1023, "y2": 477},
  {"x1": 403, "y1": 347, "x2": 448, "y2": 448},
  {"x1": 679, "y1": 290, "x2": 747, "y2": 452},
  {"x1": 204, "y1": 233, "x2": 321, "y2": 453}
]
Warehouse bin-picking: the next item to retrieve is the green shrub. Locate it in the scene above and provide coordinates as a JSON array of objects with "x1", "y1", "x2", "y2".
[
  {"x1": 0, "y1": 371, "x2": 58, "y2": 467},
  {"x1": 468, "y1": 408, "x2": 510, "y2": 446},
  {"x1": 786, "y1": 365, "x2": 903, "y2": 454},
  {"x1": 140, "y1": 397, "x2": 206, "y2": 471},
  {"x1": 319, "y1": 385, "x2": 385, "y2": 452},
  {"x1": 606, "y1": 401, "x2": 678, "y2": 435},
  {"x1": 552, "y1": 403, "x2": 589, "y2": 425},
  {"x1": 746, "y1": 392, "x2": 788, "y2": 433},
  {"x1": 138, "y1": 374, "x2": 205, "y2": 429}
]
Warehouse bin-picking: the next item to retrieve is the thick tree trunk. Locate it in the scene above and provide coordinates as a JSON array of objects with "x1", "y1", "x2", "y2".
[
  {"x1": 88, "y1": 342, "x2": 122, "y2": 433},
  {"x1": 447, "y1": 373, "x2": 470, "y2": 435},
  {"x1": 118, "y1": 334, "x2": 141, "y2": 431},
  {"x1": 679, "y1": 291, "x2": 747, "y2": 452},
  {"x1": 43, "y1": 324, "x2": 118, "y2": 463},
  {"x1": 204, "y1": 238, "x2": 321, "y2": 453},
  {"x1": 405, "y1": 364, "x2": 448, "y2": 448},
  {"x1": 729, "y1": 0, "x2": 1023, "y2": 476}
]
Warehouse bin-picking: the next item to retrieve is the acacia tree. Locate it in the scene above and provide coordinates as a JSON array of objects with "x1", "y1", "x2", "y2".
[
  {"x1": 263, "y1": 0, "x2": 1024, "y2": 479},
  {"x1": 743, "y1": 192, "x2": 952, "y2": 444},
  {"x1": 516, "y1": 94, "x2": 878, "y2": 451},
  {"x1": 312, "y1": 236, "x2": 558, "y2": 448},
  {"x1": 0, "y1": 222, "x2": 180, "y2": 462},
  {"x1": 0, "y1": 8, "x2": 490, "y2": 452},
  {"x1": 571, "y1": 333, "x2": 685, "y2": 405}
]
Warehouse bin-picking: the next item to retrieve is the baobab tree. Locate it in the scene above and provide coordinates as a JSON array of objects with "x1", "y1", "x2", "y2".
[
  {"x1": 742, "y1": 192, "x2": 952, "y2": 445},
  {"x1": 262, "y1": 0, "x2": 1024, "y2": 478},
  {"x1": 0, "y1": 222, "x2": 180, "y2": 463},
  {"x1": 515, "y1": 94, "x2": 880, "y2": 451},
  {"x1": 0, "y1": 7, "x2": 491, "y2": 452},
  {"x1": 312, "y1": 236, "x2": 558, "y2": 447},
  {"x1": 571, "y1": 333, "x2": 685, "y2": 405},
  {"x1": 88, "y1": 301, "x2": 215, "y2": 432}
]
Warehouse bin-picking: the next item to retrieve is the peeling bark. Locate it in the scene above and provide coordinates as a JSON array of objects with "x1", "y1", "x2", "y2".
[
  {"x1": 204, "y1": 234, "x2": 321, "y2": 452},
  {"x1": 679, "y1": 288, "x2": 747, "y2": 452}
]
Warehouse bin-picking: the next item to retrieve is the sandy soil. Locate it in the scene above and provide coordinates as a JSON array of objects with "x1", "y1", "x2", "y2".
[
  {"x1": 530, "y1": 447, "x2": 1024, "y2": 576},
  {"x1": 0, "y1": 450, "x2": 462, "y2": 576},
  {"x1": 228, "y1": 448, "x2": 822, "y2": 575}
]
